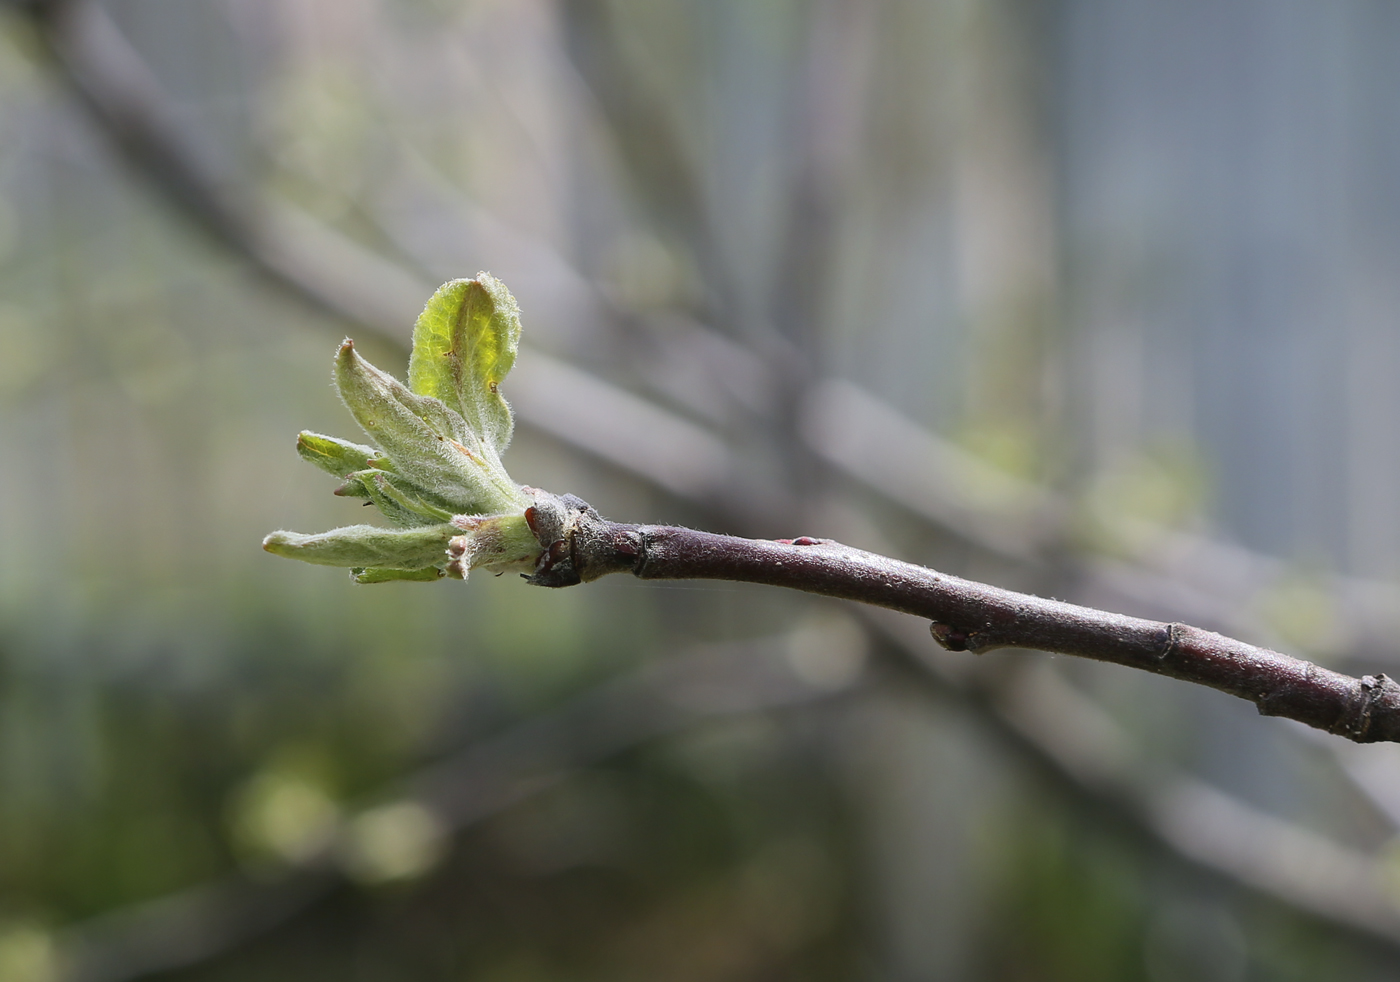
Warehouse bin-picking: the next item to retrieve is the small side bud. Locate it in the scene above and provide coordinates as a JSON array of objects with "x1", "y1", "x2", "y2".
[
  {"x1": 445, "y1": 535, "x2": 470, "y2": 580},
  {"x1": 442, "y1": 514, "x2": 541, "y2": 581}
]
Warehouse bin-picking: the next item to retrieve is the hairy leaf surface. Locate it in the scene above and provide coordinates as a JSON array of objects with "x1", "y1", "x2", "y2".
[{"x1": 407, "y1": 273, "x2": 521, "y2": 462}]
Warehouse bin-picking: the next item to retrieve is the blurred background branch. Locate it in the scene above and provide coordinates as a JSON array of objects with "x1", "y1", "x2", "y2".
[{"x1": 55, "y1": 638, "x2": 848, "y2": 982}]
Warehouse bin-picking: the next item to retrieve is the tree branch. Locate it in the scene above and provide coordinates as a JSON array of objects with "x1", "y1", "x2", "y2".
[
  {"x1": 521, "y1": 490, "x2": 1400, "y2": 744},
  {"x1": 22, "y1": 0, "x2": 1400, "y2": 946}
]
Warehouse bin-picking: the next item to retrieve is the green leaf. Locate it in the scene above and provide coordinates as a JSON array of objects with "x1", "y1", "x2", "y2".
[
  {"x1": 408, "y1": 273, "x2": 521, "y2": 461},
  {"x1": 262, "y1": 524, "x2": 457, "y2": 569},
  {"x1": 334, "y1": 339, "x2": 524, "y2": 514},
  {"x1": 352, "y1": 566, "x2": 445, "y2": 584},
  {"x1": 296, "y1": 431, "x2": 391, "y2": 479},
  {"x1": 267, "y1": 276, "x2": 539, "y2": 585},
  {"x1": 357, "y1": 470, "x2": 456, "y2": 526}
]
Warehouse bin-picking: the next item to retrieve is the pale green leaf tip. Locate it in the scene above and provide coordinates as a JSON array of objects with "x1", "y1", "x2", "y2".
[
  {"x1": 296, "y1": 430, "x2": 385, "y2": 478},
  {"x1": 263, "y1": 530, "x2": 292, "y2": 553}
]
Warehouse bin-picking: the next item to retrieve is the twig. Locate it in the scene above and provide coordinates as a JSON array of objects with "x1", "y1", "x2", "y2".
[
  {"x1": 805, "y1": 379, "x2": 1400, "y2": 663},
  {"x1": 521, "y1": 491, "x2": 1400, "y2": 744},
  {"x1": 22, "y1": 0, "x2": 1400, "y2": 949},
  {"x1": 865, "y1": 616, "x2": 1400, "y2": 948}
]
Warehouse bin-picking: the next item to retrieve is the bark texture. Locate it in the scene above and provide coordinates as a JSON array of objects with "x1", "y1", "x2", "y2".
[{"x1": 521, "y1": 490, "x2": 1400, "y2": 744}]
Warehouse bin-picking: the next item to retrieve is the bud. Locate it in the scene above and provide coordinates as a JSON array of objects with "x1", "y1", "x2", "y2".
[
  {"x1": 440, "y1": 513, "x2": 540, "y2": 581},
  {"x1": 266, "y1": 274, "x2": 536, "y2": 584}
]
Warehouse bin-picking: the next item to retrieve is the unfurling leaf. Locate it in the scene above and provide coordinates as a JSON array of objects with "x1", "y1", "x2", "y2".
[
  {"x1": 334, "y1": 339, "x2": 523, "y2": 515},
  {"x1": 265, "y1": 274, "x2": 539, "y2": 582},
  {"x1": 408, "y1": 273, "x2": 521, "y2": 460}
]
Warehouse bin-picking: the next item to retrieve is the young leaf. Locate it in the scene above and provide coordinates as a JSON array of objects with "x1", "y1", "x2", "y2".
[
  {"x1": 358, "y1": 471, "x2": 456, "y2": 526},
  {"x1": 334, "y1": 340, "x2": 524, "y2": 514},
  {"x1": 267, "y1": 276, "x2": 536, "y2": 583},
  {"x1": 352, "y1": 566, "x2": 446, "y2": 584},
  {"x1": 296, "y1": 431, "x2": 391, "y2": 478},
  {"x1": 262, "y1": 524, "x2": 458, "y2": 569},
  {"x1": 408, "y1": 273, "x2": 521, "y2": 462}
]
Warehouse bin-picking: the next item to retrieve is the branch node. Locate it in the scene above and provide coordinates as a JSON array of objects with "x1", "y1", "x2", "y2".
[
  {"x1": 1330, "y1": 672, "x2": 1400, "y2": 742},
  {"x1": 1158, "y1": 623, "x2": 1183, "y2": 662},
  {"x1": 520, "y1": 488, "x2": 642, "y2": 587}
]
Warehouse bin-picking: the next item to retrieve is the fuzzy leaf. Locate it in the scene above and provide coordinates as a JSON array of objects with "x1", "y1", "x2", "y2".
[
  {"x1": 408, "y1": 274, "x2": 521, "y2": 461},
  {"x1": 296, "y1": 431, "x2": 391, "y2": 479},
  {"x1": 334, "y1": 339, "x2": 524, "y2": 514},
  {"x1": 358, "y1": 471, "x2": 456, "y2": 527},
  {"x1": 352, "y1": 566, "x2": 445, "y2": 584},
  {"x1": 263, "y1": 524, "x2": 457, "y2": 569},
  {"x1": 267, "y1": 276, "x2": 538, "y2": 585}
]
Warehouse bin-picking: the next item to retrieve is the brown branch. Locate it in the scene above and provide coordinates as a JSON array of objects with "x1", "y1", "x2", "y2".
[
  {"x1": 22, "y1": 0, "x2": 1400, "y2": 945},
  {"x1": 867, "y1": 622, "x2": 1400, "y2": 947},
  {"x1": 521, "y1": 490, "x2": 1400, "y2": 744}
]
